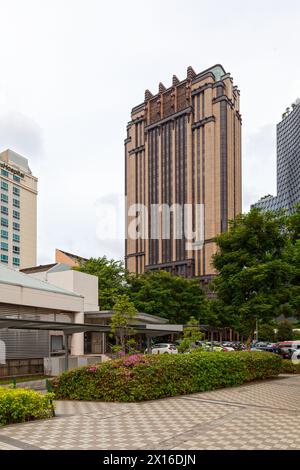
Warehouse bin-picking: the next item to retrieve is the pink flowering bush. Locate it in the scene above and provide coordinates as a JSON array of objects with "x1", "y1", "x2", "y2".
[
  {"x1": 123, "y1": 354, "x2": 145, "y2": 367},
  {"x1": 53, "y1": 351, "x2": 281, "y2": 402}
]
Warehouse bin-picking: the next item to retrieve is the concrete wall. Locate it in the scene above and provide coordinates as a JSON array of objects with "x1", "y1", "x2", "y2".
[
  {"x1": 0, "y1": 282, "x2": 83, "y2": 312},
  {"x1": 47, "y1": 270, "x2": 99, "y2": 311},
  {"x1": 44, "y1": 355, "x2": 104, "y2": 376}
]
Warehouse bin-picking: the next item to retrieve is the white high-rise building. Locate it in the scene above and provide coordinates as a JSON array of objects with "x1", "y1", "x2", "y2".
[{"x1": 0, "y1": 149, "x2": 37, "y2": 269}]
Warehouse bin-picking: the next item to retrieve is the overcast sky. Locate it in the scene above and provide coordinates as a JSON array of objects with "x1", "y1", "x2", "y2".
[{"x1": 0, "y1": 0, "x2": 299, "y2": 264}]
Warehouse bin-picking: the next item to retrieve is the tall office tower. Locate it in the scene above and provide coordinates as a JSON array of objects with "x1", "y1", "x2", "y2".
[
  {"x1": 125, "y1": 64, "x2": 242, "y2": 280},
  {"x1": 253, "y1": 99, "x2": 300, "y2": 213},
  {"x1": 0, "y1": 149, "x2": 37, "y2": 269}
]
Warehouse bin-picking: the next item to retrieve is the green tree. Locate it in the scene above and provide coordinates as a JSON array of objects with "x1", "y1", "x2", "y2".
[
  {"x1": 285, "y1": 204, "x2": 300, "y2": 318},
  {"x1": 178, "y1": 316, "x2": 204, "y2": 353},
  {"x1": 75, "y1": 257, "x2": 128, "y2": 310},
  {"x1": 212, "y1": 208, "x2": 296, "y2": 341},
  {"x1": 293, "y1": 330, "x2": 300, "y2": 340},
  {"x1": 276, "y1": 320, "x2": 293, "y2": 341},
  {"x1": 110, "y1": 294, "x2": 138, "y2": 352},
  {"x1": 258, "y1": 323, "x2": 276, "y2": 342},
  {"x1": 128, "y1": 270, "x2": 208, "y2": 324}
]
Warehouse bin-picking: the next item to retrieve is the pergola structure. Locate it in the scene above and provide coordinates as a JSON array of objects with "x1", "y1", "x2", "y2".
[
  {"x1": 0, "y1": 318, "x2": 184, "y2": 371},
  {"x1": 0, "y1": 318, "x2": 109, "y2": 372}
]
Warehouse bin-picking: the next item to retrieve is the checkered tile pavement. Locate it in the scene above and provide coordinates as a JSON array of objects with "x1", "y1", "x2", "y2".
[{"x1": 0, "y1": 375, "x2": 299, "y2": 450}]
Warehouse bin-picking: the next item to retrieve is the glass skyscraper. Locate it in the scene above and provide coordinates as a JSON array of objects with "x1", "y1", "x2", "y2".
[{"x1": 252, "y1": 99, "x2": 300, "y2": 213}]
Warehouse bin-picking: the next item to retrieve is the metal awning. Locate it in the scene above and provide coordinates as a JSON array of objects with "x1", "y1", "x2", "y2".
[
  {"x1": 0, "y1": 318, "x2": 185, "y2": 370},
  {"x1": 0, "y1": 317, "x2": 184, "y2": 337},
  {"x1": 134, "y1": 324, "x2": 183, "y2": 336},
  {"x1": 86, "y1": 310, "x2": 169, "y2": 325},
  {"x1": 0, "y1": 317, "x2": 111, "y2": 335}
]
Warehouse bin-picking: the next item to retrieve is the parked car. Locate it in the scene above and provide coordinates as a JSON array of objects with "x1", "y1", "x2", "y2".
[
  {"x1": 277, "y1": 341, "x2": 300, "y2": 359},
  {"x1": 227, "y1": 341, "x2": 246, "y2": 350},
  {"x1": 202, "y1": 342, "x2": 224, "y2": 352},
  {"x1": 292, "y1": 349, "x2": 300, "y2": 362},
  {"x1": 222, "y1": 346, "x2": 235, "y2": 352},
  {"x1": 146, "y1": 343, "x2": 178, "y2": 354},
  {"x1": 222, "y1": 341, "x2": 242, "y2": 351}
]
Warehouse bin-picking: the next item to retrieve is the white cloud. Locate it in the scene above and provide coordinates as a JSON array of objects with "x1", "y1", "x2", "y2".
[{"x1": 0, "y1": 0, "x2": 299, "y2": 263}]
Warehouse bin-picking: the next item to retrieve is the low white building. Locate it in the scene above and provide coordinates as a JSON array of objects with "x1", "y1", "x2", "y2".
[
  {"x1": 0, "y1": 263, "x2": 99, "y2": 361},
  {"x1": 20, "y1": 263, "x2": 99, "y2": 356},
  {"x1": 0, "y1": 263, "x2": 183, "y2": 377}
]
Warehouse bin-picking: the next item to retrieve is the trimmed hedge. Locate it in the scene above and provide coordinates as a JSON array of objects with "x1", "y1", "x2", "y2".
[
  {"x1": 0, "y1": 388, "x2": 54, "y2": 426},
  {"x1": 280, "y1": 359, "x2": 300, "y2": 374},
  {"x1": 52, "y1": 351, "x2": 282, "y2": 402}
]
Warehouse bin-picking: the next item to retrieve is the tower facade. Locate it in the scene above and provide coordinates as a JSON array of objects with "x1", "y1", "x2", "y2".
[
  {"x1": 0, "y1": 149, "x2": 37, "y2": 269},
  {"x1": 253, "y1": 99, "x2": 300, "y2": 213},
  {"x1": 125, "y1": 65, "x2": 242, "y2": 279}
]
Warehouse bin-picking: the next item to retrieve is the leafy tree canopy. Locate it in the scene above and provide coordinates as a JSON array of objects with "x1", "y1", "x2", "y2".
[
  {"x1": 211, "y1": 207, "x2": 299, "y2": 340},
  {"x1": 276, "y1": 320, "x2": 293, "y2": 342},
  {"x1": 75, "y1": 257, "x2": 128, "y2": 310},
  {"x1": 258, "y1": 323, "x2": 276, "y2": 342},
  {"x1": 178, "y1": 316, "x2": 204, "y2": 352},
  {"x1": 128, "y1": 270, "x2": 208, "y2": 324},
  {"x1": 110, "y1": 295, "x2": 138, "y2": 354}
]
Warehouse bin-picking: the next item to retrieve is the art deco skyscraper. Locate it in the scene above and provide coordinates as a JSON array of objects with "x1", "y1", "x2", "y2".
[{"x1": 125, "y1": 65, "x2": 242, "y2": 280}]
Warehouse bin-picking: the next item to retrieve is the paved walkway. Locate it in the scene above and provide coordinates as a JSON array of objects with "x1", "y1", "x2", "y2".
[
  {"x1": 0, "y1": 375, "x2": 299, "y2": 450},
  {"x1": 2, "y1": 379, "x2": 47, "y2": 391}
]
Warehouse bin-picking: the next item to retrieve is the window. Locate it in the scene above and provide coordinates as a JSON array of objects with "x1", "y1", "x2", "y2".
[
  {"x1": 13, "y1": 210, "x2": 20, "y2": 220},
  {"x1": 1, "y1": 217, "x2": 8, "y2": 227},
  {"x1": 1, "y1": 230, "x2": 8, "y2": 239},
  {"x1": 13, "y1": 246, "x2": 20, "y2": 254},
  {"x1": 1, "y1": 194, "x2": 8, "y2": 203},
  {"x1": 1, "y1": 169, "x2": 8, "y2": 177},
  {"x1": 1, "y1": 242, "x2": 8, "y2": 251},
  {"x1": 13, "y1": 175, "x2": 21, "y2": 183},
  {"x1": 13, "y1": 187, "x2": 20, "y2": 196},
  {"x1": 13, "y1": 222, "x2": 20, "y2": 231},
  {"x1": 51, "y1": 335, "x2": 63, "y2": 352},
  {"x1": 1, "y1": 181, "x2": 8, "y2": 191},
  {"x1": 1, "y1": 206, "x2": 8, "y2": 215},
  {"x1": 13, "y1": 233, "x2": 20, "y2": 243},
  {"x1": 13, "y1": 199, "x2": 20, "y2": 208},
  {"x1": 13, "y1": 257, "x2": 20, "y2": 266},
  {"x1": 1, "y1": 254, "x2": 8, "y2": 263}
]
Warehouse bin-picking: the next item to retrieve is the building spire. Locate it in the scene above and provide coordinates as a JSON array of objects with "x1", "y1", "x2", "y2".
[
  {"x1": 144, "y1": 89, "x2": 153, "y2": 101},
  {"x1": 158, "y1": 82, "x2": 166, "y2": 93},
  {"x1": 172, "y1": 75, "x2": 180, "y2": 86},
  {"x1": 187, "y1": 66, "x2": 196, "y2": 80}
]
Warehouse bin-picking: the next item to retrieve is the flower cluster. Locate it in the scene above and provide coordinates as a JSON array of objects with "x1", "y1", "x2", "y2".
[
  {"x1": 88, "y1": 365, "x2": 99, "y2": 373},
  {"x1": 123, "y1": 354, "x2": 145, "y2": 367}
]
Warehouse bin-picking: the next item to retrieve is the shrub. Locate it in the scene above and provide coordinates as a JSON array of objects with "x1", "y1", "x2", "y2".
[
  {"x1": 0, "y1": 388, "x2": 54, "y2": 426},
  {"x1": 52, "y1": 351, "x2": 282, "y2": 402},
  {"x1": 280, "y1": 359, "x2": 300, "y2": 374}
]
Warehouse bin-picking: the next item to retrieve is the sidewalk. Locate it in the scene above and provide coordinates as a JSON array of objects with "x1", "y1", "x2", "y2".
[
  {"x1": 2, "y1": 379, "x2": 47, "y2": 391},
  {"x1": 0, "y1": 375, "x2": 299, "y2": 450}
]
